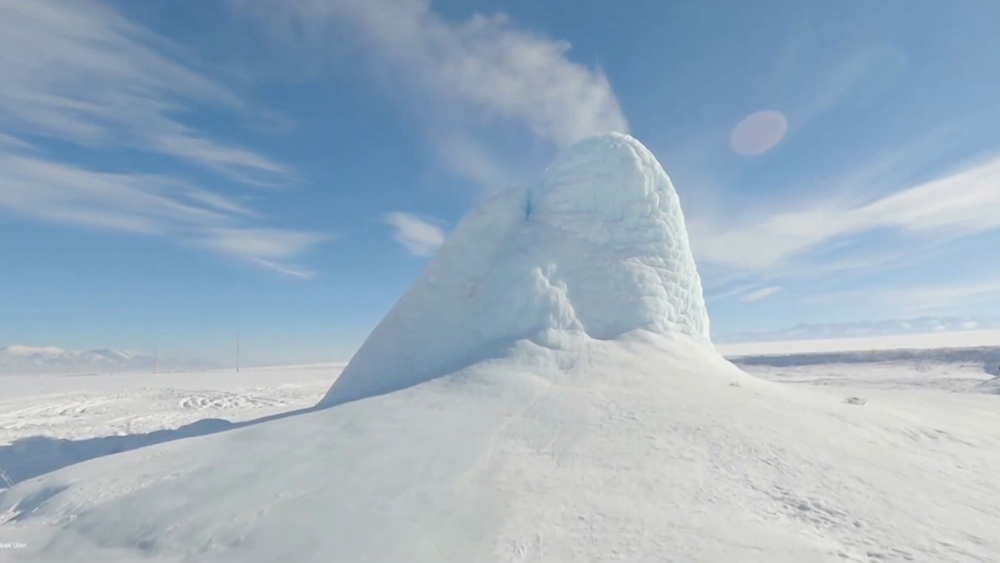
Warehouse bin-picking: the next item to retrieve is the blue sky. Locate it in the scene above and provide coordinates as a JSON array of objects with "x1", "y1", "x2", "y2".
[{"x1": 1, "y1": 0, "x2": 999, "y2": 365}]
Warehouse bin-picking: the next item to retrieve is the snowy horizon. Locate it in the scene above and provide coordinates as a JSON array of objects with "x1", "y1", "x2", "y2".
[
  {"x1": 2, "y1": 0, "x2": 1000, "y2": 364},
  {"x1": 7, "y1": 316, "x2": 1000, "y2": 375}
]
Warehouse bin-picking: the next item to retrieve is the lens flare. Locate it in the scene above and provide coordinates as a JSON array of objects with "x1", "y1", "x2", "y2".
[{"x1": 730, "y1": 110, "x2": 788, "y2": 156}]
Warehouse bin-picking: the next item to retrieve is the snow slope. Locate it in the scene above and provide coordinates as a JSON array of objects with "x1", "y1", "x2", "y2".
[
  {"x1": 324, "y1": 132, "x2": 709, "y2": 406},
  {"x1": 4, "y1": 335, "x2": 1000, "y2": 562},
  {"x1": 3, "y1": 134, "x2": 1000, "y2": 562}
]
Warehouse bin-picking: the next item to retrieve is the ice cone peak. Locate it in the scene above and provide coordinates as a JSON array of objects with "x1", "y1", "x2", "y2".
[
  {"x1": 533, "y1": 132, "x2": 680, "y2": 238},
  {"x1": 322, "y1": 133, "x2": 710, "y2": 405}
]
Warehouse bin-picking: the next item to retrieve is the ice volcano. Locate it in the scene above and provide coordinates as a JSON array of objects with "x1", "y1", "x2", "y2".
[
  {"x1": 324, "y1": 132, "x2": 711, "y2": 406},
  {"x1": 5, "y1": 134, "x2": 1000, "y2": 563}
]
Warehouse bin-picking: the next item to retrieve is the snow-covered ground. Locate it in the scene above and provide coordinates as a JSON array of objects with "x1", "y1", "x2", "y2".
[
  {"x1": 717, "y1": 330, "x2": 1000, "y2": 357},
  {"x1": 0, "y1": 364, "x2": 343, "y2": 486},
  {"x1": 2, "y1": 337, "x2": 1000, "y2": 562},
  {"x1": 722, "y1": 332, "x2": 1000, "y2": 393}
]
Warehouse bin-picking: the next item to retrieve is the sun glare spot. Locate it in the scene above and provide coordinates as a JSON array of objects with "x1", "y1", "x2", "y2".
[{"x1": 730, "y1": 110, "x2": 788, "y2": 156}]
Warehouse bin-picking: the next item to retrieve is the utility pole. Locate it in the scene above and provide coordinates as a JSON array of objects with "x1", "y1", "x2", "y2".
[{"x1": 237, "y1": 332, "x2": 241, "y2": 373}]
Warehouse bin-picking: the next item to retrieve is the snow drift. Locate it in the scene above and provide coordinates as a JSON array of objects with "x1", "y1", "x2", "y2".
[{"x1": 323, "y1": 132, "x2": 710, "y2": 405}]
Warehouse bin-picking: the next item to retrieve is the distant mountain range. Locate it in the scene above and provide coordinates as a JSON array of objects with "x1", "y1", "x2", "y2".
[
  {"x1": 714, "y1": 316, "x2": 1000, "y2": 344},
  {"x1": 0, "y1": 345, "x2": 214, "y2": 375}
]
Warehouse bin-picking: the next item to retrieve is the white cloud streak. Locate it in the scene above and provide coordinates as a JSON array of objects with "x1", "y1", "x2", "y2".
[
  {"x1": 691, "y1": 154, "x2": 1000, "y2": 273},
  {"x1": 0, "y1": 0, "x2": 288, "y2": 184},
  {"x1": 201, "y1": 229, "x2": 331, "y2": 279},
  {"x1": 383, "y1": 212, "x2": 446, "y2": 257},
  {"x1": 226, "y1": 0, "x2": 629, "y2": 187},
  {"x1": 0, "y1": 151, "x2": 326, "y2": 275},
  {"x1": 0, "y1": 1, "x2": 325, "y2": 277},
  {"x1": 0, "y1": 152, "x2": 243, "y2": 234},
  {"x1": 740, "y1": 286, "x2": 782, "y2": 303},
  {"x1": 0, "y1": 133, "x2": 36, "y2": 152},
  {"x1": 705, "y1": 283, "x2": 761, "y2": 303},
  {"x1": 807, "y1": 281, "x2": 1000, "y2": 316}
]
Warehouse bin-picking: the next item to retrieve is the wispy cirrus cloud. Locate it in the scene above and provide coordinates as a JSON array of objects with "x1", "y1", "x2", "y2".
[
  {"x1": 690, "y1": 152, "x2": 1000, "y2": 273},
  {"x1": 740, "y1": 286, "x2": 782, "y2": 303},
  {"x1": 201, "y1": 229, "x2": 331, "y2": 279},
  {"x1": 226, "y1": 0, "x2": 629, "y2": 188},
  {"x1": 383, "y1": 212, "x2": 446, "y2": 257},
  {"x1": 0, "y1": 0, "x2": 289, "y2": 183},
  {"x1": 0, "y1": 152, "x2": 247, "y2": 234},
  {"x1": 678, "y1": 13, "x2": 983, "y2": 286},
  {"x1": 0, "y1": 150, "x2": 326, "y2": 275},
  {"x1": 691, "y1": 118, "x2": 1000, "y2": 322},
  {"x1": 806, "y1": 280, "x2": 1000, "y2": 316},
  {"x1": 0, "y1": 0, "x2": 326, "y2": 277},
  {"x1": 0, "y1": 133, "x2": 36, "y2": 152}
]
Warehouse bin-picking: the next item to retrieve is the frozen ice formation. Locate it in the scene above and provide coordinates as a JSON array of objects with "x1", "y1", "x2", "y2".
[{"x1": 322, "y1": 132, "x2": 709, "y2": 405}]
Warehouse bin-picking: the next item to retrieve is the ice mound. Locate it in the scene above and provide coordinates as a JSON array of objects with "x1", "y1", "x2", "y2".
[{"x1": 322, "y1": 133, "x2": 709, "y2": 405}]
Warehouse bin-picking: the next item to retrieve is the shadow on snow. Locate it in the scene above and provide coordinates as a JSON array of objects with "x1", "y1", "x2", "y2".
[{"x1": 0, "y1": 406, "x2": 323, "y2": 487}]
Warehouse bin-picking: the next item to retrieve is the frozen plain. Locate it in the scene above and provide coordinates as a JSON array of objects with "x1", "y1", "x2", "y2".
[
  {"x1": 2, "y1": 338, "x2": 1000, "y2": 562},
  {"x1": 2, "y1": 133, "x2": 1000, "y2": 562}
]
